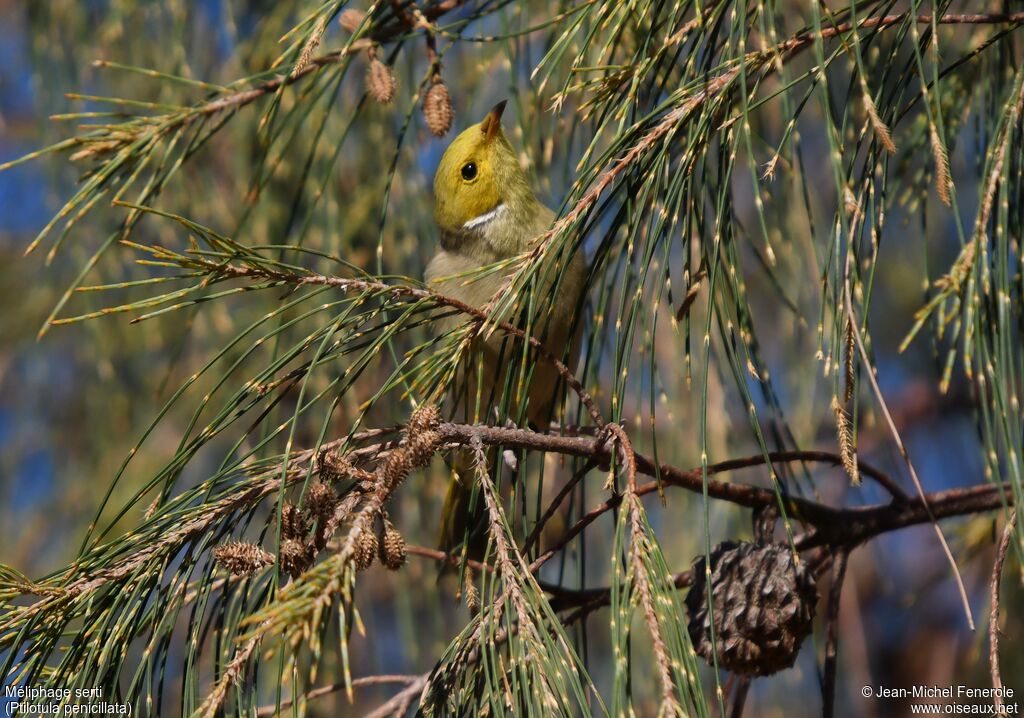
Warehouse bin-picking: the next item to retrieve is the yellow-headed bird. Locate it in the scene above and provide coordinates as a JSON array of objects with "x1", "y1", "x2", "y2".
[{"x1": 427, "y1": 101, "x2": 586, "y2": 557}]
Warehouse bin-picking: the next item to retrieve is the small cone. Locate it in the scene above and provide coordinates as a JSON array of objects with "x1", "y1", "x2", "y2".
[
  {"x1": 279, "y1": 538, "x2": 314, "y2": 578},
  {"x1": 281, "y1": 502, "x2": 308, "y2": 541},
  {"x1": 354, "y1": 530, "x2": 378, "y2": 570},
  {"x1": 306, "y1": 481, "x2": 338, "y2": 528},
  {"x1": 366, "y1": 50, "x2": 396, "y2": 104},
  {"x1": 379, "y1": 519, "x2": 407, "y2": 570},
  {"x1": 685, "y1": 541, "x2": 817, "y2": 676},
  {"x1": 423, "y1": 77, "x2": 454, "y2": 137},
  {"x1": 338, "y1": 8, "x2": 365, "y2": 33}
]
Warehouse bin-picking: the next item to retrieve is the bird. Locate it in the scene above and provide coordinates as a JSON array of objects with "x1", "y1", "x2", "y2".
[{"x1": 426, "y1": 100, "x2": 586, "y2": 558}]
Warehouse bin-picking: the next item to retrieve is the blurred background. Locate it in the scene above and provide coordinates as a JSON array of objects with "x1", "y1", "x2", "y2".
[{"x1": 1, "y1": 1, "x2": 1021, "y2": 715}]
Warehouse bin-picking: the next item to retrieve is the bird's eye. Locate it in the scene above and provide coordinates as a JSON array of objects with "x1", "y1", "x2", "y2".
[{"x1": 461, "y1": 162, "x2": 477, "y2": 181}]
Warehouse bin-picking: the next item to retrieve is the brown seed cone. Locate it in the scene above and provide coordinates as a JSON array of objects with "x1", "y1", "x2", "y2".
[
  {"x1": 306, "y1": 481, "x2": 338, "y2": 528},
  {"x1": 685, "y1": 541, "x2": 817, "y2": 676},
  {"x1": 379, "y1": 449, "x2": 413, "y2": 490},
  {"x1": 366, "y1": 51, "x2": 396, "y2": 104},
  {"x1": 281, "y1": 502, "x2": 308, "y2": 541},
  {"x1": 354, "y1": 529, "x2": 378, "y2": 570},
  {"x1": 338, "y1": 8, "x2": 366, "y2": 33},
  {"x1": 379, "y1": 520, "x2": 406, "y2": 570},
  {"x1": 279, "y1": 538, "x2": 314, "y2": 578},
  {"x1": 423, "y1": 78, "x2": 453, "y2": 137},
  {"x1": 405, "y1": 428, "x2": 441, "y2": 470},
  {"x1": 317, "y1": 448, "x2": 349, "y2": 483},
  {"x1": 408, "y1": 404, "x2": 440, "y2": 433},
  {"x1": 214, "y1": 541, "x2": 275, "y2": 576},
  {"x1": 404, "y1": 405, "x2": 442, "y2": 469}
]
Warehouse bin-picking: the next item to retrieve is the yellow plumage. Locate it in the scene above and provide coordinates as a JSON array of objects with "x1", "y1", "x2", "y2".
[{"x1": 427, "y1": 101, "x2": 585, "y2": 556}]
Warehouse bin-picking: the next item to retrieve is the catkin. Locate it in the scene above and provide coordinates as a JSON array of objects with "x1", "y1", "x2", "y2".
[
  {"x1": 832, "y1": 396, "x2": 860, "y2": 486},
  {"x1": 843, "y1": 318, "x2": 856, "y2": 404},
  {"x1": 378, "y1": 405, "x2": 441, "y2": 490},
  {"x1": 863, "y1": 91, "x2": 896, "y2": 154},
  {"x1": 366, "y1": 48, "x2": 396, "y2": 104},
  {"x1": 929, "y1": 126, "x2": 952, "y2": 207},
  {"x1": 338, "y1": 8, "x2": 365, "y2": 33},
  {"x1": 423, "y1": 77, "x2": 454, "y2": 137},
  {"x1": 464, "y1": 583, "x2": 480, "y2": 614},
  {"x1": 292, "y1": 15, "x2": 327, "y2": 78}
]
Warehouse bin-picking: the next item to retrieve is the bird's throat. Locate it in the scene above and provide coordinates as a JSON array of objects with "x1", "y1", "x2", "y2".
[{"x1": 462, "y1": 203, "x2": 507, "y2": 230}]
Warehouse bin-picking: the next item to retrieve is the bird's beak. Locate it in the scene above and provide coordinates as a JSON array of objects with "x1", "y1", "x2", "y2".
[{"x1": 480, "y1": 100, "x2": 507, "y2": 142}]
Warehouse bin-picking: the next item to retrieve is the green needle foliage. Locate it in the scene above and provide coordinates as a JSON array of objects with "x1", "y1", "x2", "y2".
[{"x1": 1, "y1": 1, "x2": 1022, "y2": 716}]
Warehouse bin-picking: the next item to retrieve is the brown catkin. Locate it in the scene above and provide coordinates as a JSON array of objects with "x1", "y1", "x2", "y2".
[
  {"x1": 379, "y1": 519, "x2": 407, "y2": 570},
  {"x1": 292, "y1": 14, "x2": 327, "y2": 78},
  {"x1": 366, "y1": 48, "x2": 396, "y2": 104},
  {"x1": 405, "y1": 428, "x2": 441, "y2": 469},
  {"x1": 863, "y1": 91, "x2": 896, "y2": 154},
  {"x1": 214, "y1": 541, "x2": 275, "y2": 576},
  {"x1": 354, "y1": 530, "x2": 378, "y2": 570},
  {"x1": 832, "y1": 396, "x2": 860, "y2": 485},
  {"x1": 338, "y1": 8, "x2": 366, "y2": 33},
  {"x1": 379, "y1": 449, "x2": 413, "y2": 490},
  {"x1": 843, "y1": 317, "x2": 856, "y2": 404},
  {"x1": 929, "y1": 125, "x2": 952, "y2": 207},
  {"x1": 423, "y1": 77, "x2": 454, "y2": 137}
]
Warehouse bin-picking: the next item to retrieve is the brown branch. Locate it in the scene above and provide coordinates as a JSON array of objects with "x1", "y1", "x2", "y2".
[
  {"x1": 772, "y1": 12, "x2": 1024, "y2": 63},
  {"x1": 434, "y1": 422, "x2": 904, "y2": 531},
  {"x1": 63, "y1": 7, "x2": 1024, "y2": 163},
  {"x1": 254, "y1": 674, "x2": 423, "y2": 718},
  {"x1": 405, "y1": 543, "x2": 490, "y2": 575}
]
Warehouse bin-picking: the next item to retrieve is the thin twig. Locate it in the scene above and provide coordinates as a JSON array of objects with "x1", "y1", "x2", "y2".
[
  {"x1": 255, "y1": 674, "x2": 422, "y2": 717},
  {"x1": 823, "y1": 547, "x2": 850, "y2": 718},
  {"x1": 364, "y1": 674, "x2": 429, "y2": 718},
  {"x1": 728, "y1": 677, "x2": 751, "y2": 718},
  {"x1": 989, "y1": 510, "x2": 1017, "y2": 708},
  {"x1": 523, "y1": 456, "x2": 599, "y2": 553}
]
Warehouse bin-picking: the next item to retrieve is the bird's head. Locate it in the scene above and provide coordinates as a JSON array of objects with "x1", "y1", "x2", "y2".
[{"x1": 433, "y1": 101, "x2": 533, "y2": 236}]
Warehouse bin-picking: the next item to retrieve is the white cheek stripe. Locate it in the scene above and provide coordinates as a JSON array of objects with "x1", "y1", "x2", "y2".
[{"x1": 463, "y1": 203, "x2": 507, "y2": 230}]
